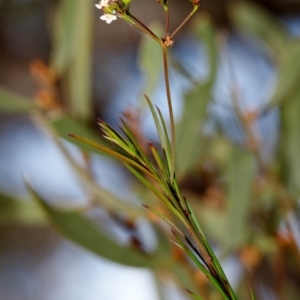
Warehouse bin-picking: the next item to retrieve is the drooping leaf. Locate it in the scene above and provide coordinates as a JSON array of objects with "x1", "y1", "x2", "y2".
[
  {"x1": 0, "y1": 86, "x2": 37, "y2": 113},
  {"x1": 35, "y1": 114, "x2": 144, "y2": 217},
  {"x1": 0, "y1": 192, "x2": 45, "y2": 225},
  {"x1": 27, "y1": 183, "x2": 161, "y2": 268}
]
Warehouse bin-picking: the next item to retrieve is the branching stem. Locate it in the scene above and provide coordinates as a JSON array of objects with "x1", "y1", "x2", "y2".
[{"x1": 170, "y1": 5, "x2": 199, "y2": 39}]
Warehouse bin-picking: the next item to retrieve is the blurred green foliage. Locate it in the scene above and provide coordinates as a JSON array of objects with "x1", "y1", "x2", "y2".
[{"x1": 0, "y1": 1, "x2": 300, "y2": 299}]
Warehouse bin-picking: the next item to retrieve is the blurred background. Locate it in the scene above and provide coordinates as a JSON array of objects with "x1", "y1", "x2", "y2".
[{"x1": 0, "y1": 0, "x2": 300, "y2": 299}]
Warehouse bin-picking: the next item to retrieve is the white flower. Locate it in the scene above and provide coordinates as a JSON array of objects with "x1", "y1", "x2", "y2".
[
  {"x1": 100, "y1": 13, "x2": 117, "y2": 24},
  {"x1": 95, "y1": 0, "x2": 109, "y2": 10}
]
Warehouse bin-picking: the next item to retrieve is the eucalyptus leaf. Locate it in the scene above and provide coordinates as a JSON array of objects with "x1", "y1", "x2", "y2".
[
  {"x1": 50, "y1": 0, "x2": 77, "y2": 75},
  {"x1": 0, "y1": 192, "x2": 45, "y2": 225},
  {"x1": 27, "y1": 183, "x2": 161, "y2": 268},
  {"x1": 279, "y1": 87, "x2": 300, "y2": 194},
  {"x1": 225, "y1": 147, "x2": 255, "y2": 251},
  {"x1": 51, "y1": 0, "x2": 93, "y2": 120},
  {"x1": 0, "y1": 86, "x2": 37, "y2": 113},
  {"x1": 68, "y1": 0, "x2": 93, "y2": 120},
  {"x1": 176, "y1": 83, "x2": 211, "y2": 179}
]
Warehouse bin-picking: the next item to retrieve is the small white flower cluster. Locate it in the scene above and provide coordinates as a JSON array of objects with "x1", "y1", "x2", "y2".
[{"x1": 95, "y1": 0, "x2": 117, "y2": 24}]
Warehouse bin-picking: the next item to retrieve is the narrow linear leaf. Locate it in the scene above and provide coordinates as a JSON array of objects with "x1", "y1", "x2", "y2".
[
  {"x1": 118, "y1": 117, "x2": 154, "y2": 168},
  {"x1": 69, "y1": 134, "x2": 154, "y2": 178},
  {"x1": 148, "y1": 141, "x2": 168, "y2": 177},
  {"x1": 171, "y1": 230, "x2": 230, "y2": 300},
  {"x1": 249, "y1": 286, "x2": 257, "y2": 300},
  {"x1": 143, "y1": 204, "x2": 183, "y2": 236},
  {"x1": 145, "y1": 96, "x2": 167, "y2": 147},
  {"x1": 186, "y1": 289, "x2": 205, "y2": 300},
  {"x1": 126, "y1": 164, "x2": 187, "y2": 227},
  {"x1": 156, "y1": 106, "x2": 172, "y2": 170}
]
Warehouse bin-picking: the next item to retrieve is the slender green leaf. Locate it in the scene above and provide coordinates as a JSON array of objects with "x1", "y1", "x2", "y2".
[
  {"x1": 145, "y1": 96, "x2": 167, "y2": 150},
  {"x1": 118, "y1": 117, "x2": 154, "y2": 168},
  {"x1": 143, "y1": 204, "x2": 183, "y2": 236},
  {"x1": 148, "y1": 141, "x2": 168, "y2": 177},
  {"x1": 69, "y1": 134, "x2": 154, "y2": 178},
  {"x1": 249, "y1": 286, "x2": 257, "y2": 300},
  {"x1": 171, "y1": 230, "x2": 231, "y2": 300},
  {"x1": 125, "y1": 164, "x2": 187, "y2": 227},
  {"x1": 186, "y1": 289, "x2": 205, "y2": 300},
  {"x1": 156, "y1": 106, "x2": 172, "y2": 172}
]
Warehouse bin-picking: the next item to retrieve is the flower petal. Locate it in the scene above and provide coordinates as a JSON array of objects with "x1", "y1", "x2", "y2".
[{"x1": 100, "y1": 14, "x2": 117, "y2": 24}]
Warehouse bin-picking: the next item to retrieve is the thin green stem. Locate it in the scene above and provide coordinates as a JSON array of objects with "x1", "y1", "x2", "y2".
[
  {"x1": 126, "y1": 12, "x2": 161, "y2": 43},
  {"x1": 169, "y1": 5, "x2": 199, "y2": 39},
  {"x1": 162, "y1": 45, "x2": 176, "y2": 182}
]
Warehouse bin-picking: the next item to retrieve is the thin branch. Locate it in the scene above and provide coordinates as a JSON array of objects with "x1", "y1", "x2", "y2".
[
  {"x1": 170, "y1": 5, "x2": 199, "y2": 39},
  {"x1": 126, "y1": 12, "x2": 161, "y2": 43}
]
